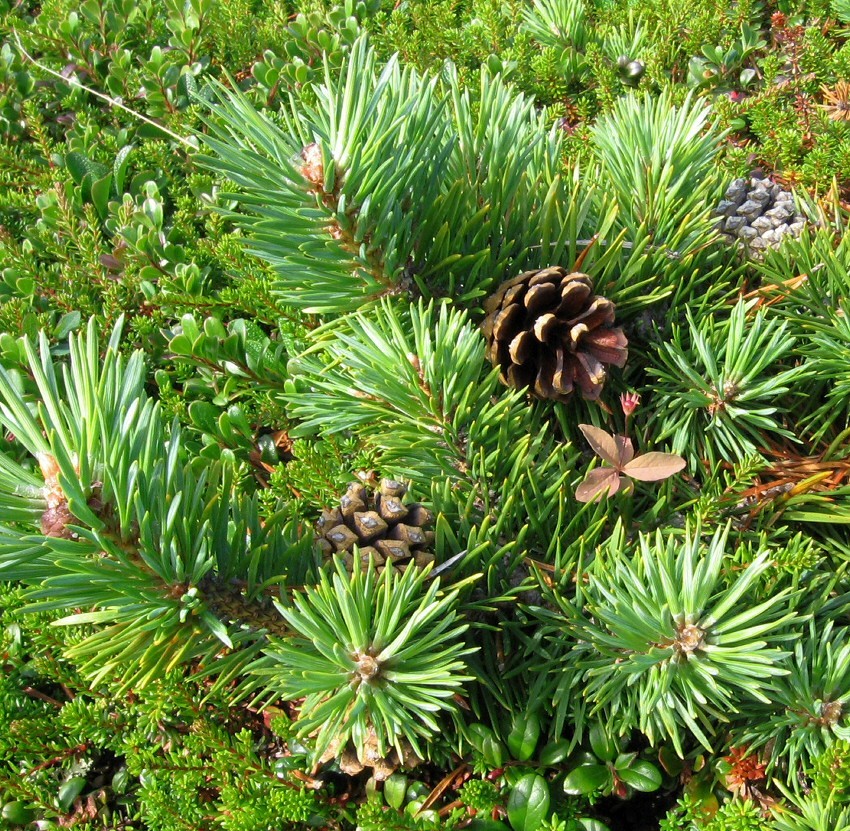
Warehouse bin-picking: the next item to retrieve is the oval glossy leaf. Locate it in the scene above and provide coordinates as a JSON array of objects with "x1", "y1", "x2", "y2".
[
  {"x1": 2, "y1": 801, "x2": 35, "y2": 824},
  {"x1": 508, "y1": 712, "x2": 541, "y2": 761},
  {"x1": 740, "y1": 67, "x2": 757, "y2": 86},
  {"x1": 580, "y1": 819, "x2": 611, "y2": 831},
  {"x1": 619, "y1": 760, "x2": 662, "y2": 792},
  {"x1": 589, "y1": 722, "x2": 617, "y2": 763},
  {"x1": 507, "y1": 773, "x2": 550, "y2": 831},
  {"x1": 113, "y1": 144, "x2": 134, "y2": 194},
  {"x1": 383, "y1": 774, "x2": 407, "y2": 810},
  {"x1": 57, "y1": 775, "x2": 86, "y2": 811},
  {"x1": 622, "y1": 452, "x2": 686, "y2": 482},
  {"x1": 613, "y1": 752, "x2": 637, "y2": 772},
  {"x1": 53, "y1": 311, "x2": 81, "y2": 340},
  {"x1": 468, "y1": 725, "x2": 506, "y2": 769},
  {"x1": 188, "y1": 401, "x2": 220, "y2": 433},
  {"x1": 575, "y1": 468, "x2": 621, "y2": 503},
  {"x1": 112, "y1": 767, "x2": 129, "y2": 794},
  {"x1": 539, "y1": 739, "x2": 571, "y2": 767},
  {"x1": 483, "y1": 741, "x2": 506, "y2": 769},
  {"x1": 405, "y1": 780, "x2": 430, "y2": 802},
  {"x1": 91, "y1": 172, "x2": 113, "y2": 218},
  {"x1": 563, "y1": 764, "x2": 610, "y2": 796},
  {"x1": 65, "y1": 151, "x2": 96, "y2": 184}
]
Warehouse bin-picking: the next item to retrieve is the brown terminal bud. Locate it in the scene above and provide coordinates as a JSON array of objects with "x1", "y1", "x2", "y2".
[
  {"x1": 300, "y1": 142, "x2": 323, "y2": 189},
  {"x1": 40, "y1": 503, "x2": 77, "y2": 539}
]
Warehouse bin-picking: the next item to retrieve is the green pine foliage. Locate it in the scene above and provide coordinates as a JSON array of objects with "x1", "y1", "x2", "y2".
[
  {"x1": 258, "y1": 559, "x2": 474, "y2": 762},
  {"x1": 771, "y1": 790, "x2": 850, "y2": 831},
  {"x1": 737, "y1": 620, "x2": 850, "y2": 776},
  {"x1": 538, "y1": 523, "x2": 800, "y2": 755},
  {"x1": 3, "y1": 0, "x2": 850, "y2": 828},
  {"x1": 198, "y1": 36, "x2": 607, "y2": 312},
  {"x1": 649, "y1": 299, "x2": 804, "y2": 467},
  {"x1": 591, "y1": 90, "x2": 722, "y2": 257}
]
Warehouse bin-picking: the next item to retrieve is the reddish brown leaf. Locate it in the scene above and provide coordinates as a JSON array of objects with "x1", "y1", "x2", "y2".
[
  {"x1": 614, "y1": 434, "x2": 634, "y2": 466},
  {"x1": 579, "y1": 424, "x2": 623, "y2": 467},
  {"x1": 622, "y1": 452, "x2": 686, "y2": 482},
  {"x1": 575, "y1": 467, "x2": 622, "y2": 502}
]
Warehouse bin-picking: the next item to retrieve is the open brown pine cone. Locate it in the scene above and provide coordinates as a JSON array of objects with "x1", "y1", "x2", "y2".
[{"x1": 482, "y1": 267, "x2": 628, "y2": 401}]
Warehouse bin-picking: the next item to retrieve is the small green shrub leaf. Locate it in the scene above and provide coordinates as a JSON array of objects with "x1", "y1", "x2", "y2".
[
  {"x1": 468, "y1": 724, "x2": 506, "y2": 768},
  {"x1": 91, "y1": 173, "x2": 113, "y2": 218},
  {"x1": 589, "y1": 722, "x2": 617, "y2": 762},
  {"x1": 507, "y1": 773, "x2": 550, "y2": 831},
  {"x1": 383, "y1": 774, "x2": 407, "y2": 810},
  {"x1": 58, "y1": 776, "x2": 87, "y2": 811},
  {"x1": 619, "y1": 760, "x2": 662, "y2": 792},
  {"x1": 539, "y1": 739, "x2": 571, "y2": 766},
  {"x1": 563, "y1": 764, "x2": 610, "y2": 795},
  {"x1": 508, "y1": 711, "x2": 541, "y2": 761},
  {"x1": 2, "y1": 802, "x2": 35, "y2": 824}
]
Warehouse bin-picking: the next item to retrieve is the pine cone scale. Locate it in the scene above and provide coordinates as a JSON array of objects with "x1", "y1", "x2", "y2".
[
  {"x1": 532, "y1": 313, "x2": 560, "y2": 343},
  {"x1": 535, "y1": 350, "x2": 561, "y2": 398},
  {"x1": 551, "y1": 350, "x2": 573, "y2": 396},
  {"x1": 507, "y1": 363, "x2": 534, "y2": 391},
  {"x1": 584, "y1": 329, "x2": 630, "y2": 367},
  {"x1": 575, "y1": 352, "x2": 606, "y2": 398},
  {"x1": 570, "y1": 297, "x2": 615, "y2": 328},
  {"x1": 558, "y1": 278, "x2": 593, "y2": 311},
  {"x1": 490, "y1": 304, "x2": 523, "y2": 341},
  {"x1": 525, "y1": 281, "x2": 559, "y2": 313},
  {"x1": 508, "y1": 331, "x2": 534, "y2": 364}
]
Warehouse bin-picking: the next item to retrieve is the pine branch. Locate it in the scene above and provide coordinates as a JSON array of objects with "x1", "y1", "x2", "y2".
[
  {"x1": 257, "y1": 559, "x2": 474, "y2": 763},
  {"x1": 0, "y1": 319, "x2": 313, "y2": 699},
  {"x1": 284, "y1": 298, "x2": 590, "y2": 590},
  {"x1": 649, "y1": 299, "x2": 805, "y2": 467},
  {"x1": 541, "y1": 522, "x2": 801, "y2": 756},
  {"x1": 196, "y1": 36, "x2": 605, "y2": 314},
  {"x1": 197, "y1": 38, "x2": 451, "y2": 313}
]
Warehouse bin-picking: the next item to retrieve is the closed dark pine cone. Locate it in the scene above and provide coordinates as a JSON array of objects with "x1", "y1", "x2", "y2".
[{"x1": 316, "y1": 479, "x2": 435, "y2": 574}]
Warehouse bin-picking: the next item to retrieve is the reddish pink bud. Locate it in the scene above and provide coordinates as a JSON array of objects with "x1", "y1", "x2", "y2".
[{"x1": 620, "y1": 391, "x2": 641, "y2": 417}]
